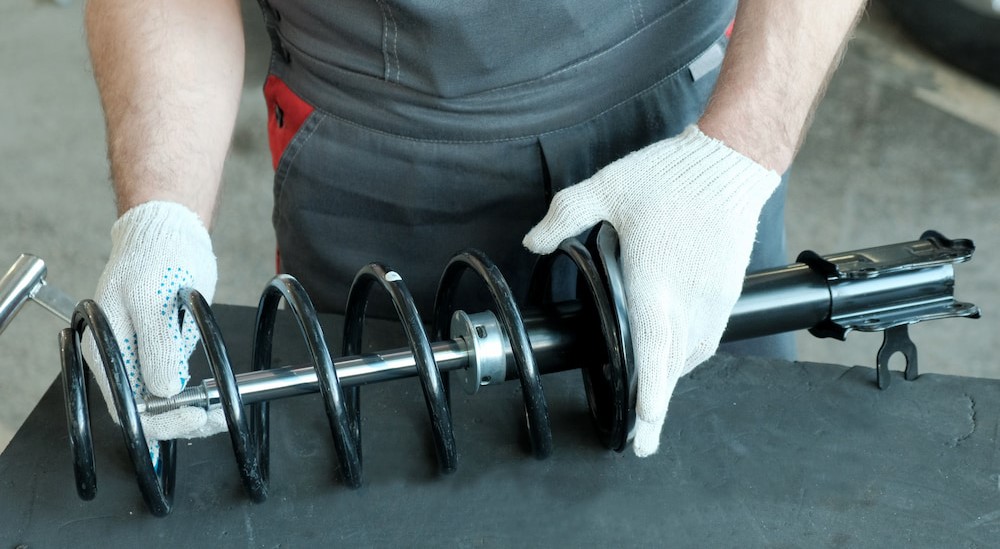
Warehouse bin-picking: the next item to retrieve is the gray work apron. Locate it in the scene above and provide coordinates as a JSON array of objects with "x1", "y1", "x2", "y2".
[{"x1": 256, "y1": 0, "x2": 794, "y2": 359}]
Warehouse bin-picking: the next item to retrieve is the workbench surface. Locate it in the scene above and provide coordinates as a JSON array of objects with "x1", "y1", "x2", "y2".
[{"x1": 2, "y1": 305, "x2": 998, "y2": 547}]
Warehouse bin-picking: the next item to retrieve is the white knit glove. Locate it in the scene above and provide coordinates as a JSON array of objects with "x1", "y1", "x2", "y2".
[
  {"x1": 523, "y1": 125, "x2": 779, "y2": 457},
  {"x1": 84, "y1": 201, "x2": 227, "y2": 467}
]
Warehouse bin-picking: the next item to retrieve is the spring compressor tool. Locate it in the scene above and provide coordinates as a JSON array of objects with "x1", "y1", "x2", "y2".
[{"x1": 0, "y1": 225, "x2": 981, "y2": 516}]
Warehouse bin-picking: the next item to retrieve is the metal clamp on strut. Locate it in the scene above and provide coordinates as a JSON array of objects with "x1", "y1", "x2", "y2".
[
  {"x1": 725, "y1": 230, "x2": 979, "y2": 389},
  {"x1": 0, "y1": 226, "x2": 981, "y2": 516}
]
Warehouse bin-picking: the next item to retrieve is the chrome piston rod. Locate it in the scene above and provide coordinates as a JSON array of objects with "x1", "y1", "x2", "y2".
[
  {"x1": 139, "y1": 310, "x2": 581, "y2": 414},
  {"x1": 142, "y1": 233, "x2": 979, "y2": 414}
]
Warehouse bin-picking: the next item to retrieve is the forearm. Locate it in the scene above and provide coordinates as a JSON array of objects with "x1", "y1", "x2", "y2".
[
  {"x1": 699, "y1": 0, "x2": 867, "y2": 173},
  {"x1": 86, "y1": 0, "x2": 245, "y2": 227}
]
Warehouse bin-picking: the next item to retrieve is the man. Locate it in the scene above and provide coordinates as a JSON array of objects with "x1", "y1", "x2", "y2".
[{"x1": 83, "y1": 0, "x2": 867, "y2": 461}]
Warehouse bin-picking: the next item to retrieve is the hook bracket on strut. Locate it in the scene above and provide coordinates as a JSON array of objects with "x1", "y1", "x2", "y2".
[
  {"x1": 797, "y1": 231, "x2": 980, "y2": 388},
  {"x1": 875, "y1": 325, "x2": 919, "y2": 390}
]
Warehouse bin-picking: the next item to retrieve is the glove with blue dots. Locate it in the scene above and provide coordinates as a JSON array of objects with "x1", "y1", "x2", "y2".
[{"x1": 83, "y1": 201, "x2": 227, "y2": 465}]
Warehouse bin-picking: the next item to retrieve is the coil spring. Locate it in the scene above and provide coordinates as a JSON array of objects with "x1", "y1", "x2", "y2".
[{"x1": 58, "y1": 224, "x2": 633, "y2": 517}]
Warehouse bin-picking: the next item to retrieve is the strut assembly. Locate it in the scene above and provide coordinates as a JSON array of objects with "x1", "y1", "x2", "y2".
[{"x1": 0, "y1": 225, "x2": 980, "y2": 516}]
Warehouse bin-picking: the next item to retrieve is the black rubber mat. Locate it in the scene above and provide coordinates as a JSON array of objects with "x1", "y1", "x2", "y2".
[{"x1": 2, "y1": 305, "x2": 998, "y2": 547}]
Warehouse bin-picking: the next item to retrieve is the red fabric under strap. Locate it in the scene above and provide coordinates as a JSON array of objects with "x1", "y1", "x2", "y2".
[{"x1": 264, "y1": 75, "x2": 315, "y2": 170}]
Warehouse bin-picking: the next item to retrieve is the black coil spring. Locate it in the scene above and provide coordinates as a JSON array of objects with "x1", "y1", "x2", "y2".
[{"x1": 58, "y1": 224, "x2": 633, "y2": 517}]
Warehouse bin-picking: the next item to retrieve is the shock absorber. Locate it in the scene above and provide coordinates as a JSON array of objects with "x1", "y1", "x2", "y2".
[{"x1": 0, "y1": 224, "x2": 980, "y2": 517}]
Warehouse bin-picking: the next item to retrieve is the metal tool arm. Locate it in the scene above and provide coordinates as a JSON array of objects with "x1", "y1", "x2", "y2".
[{"x1": 0, "y1": 254, "x2": 74, "y2": 334}]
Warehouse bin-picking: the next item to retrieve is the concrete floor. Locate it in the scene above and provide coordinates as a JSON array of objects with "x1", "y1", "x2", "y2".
[{"x1": 1, "y1": 1, "x2": 997, "y2": 452}]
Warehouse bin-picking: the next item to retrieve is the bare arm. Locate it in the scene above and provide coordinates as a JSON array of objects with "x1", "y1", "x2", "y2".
[
  {"x1": 699, "y1": 0, "x2": 867, "y2": 173},
  {"x1": 86, "y1": 0, "x2": 245, "y2": 228}
]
